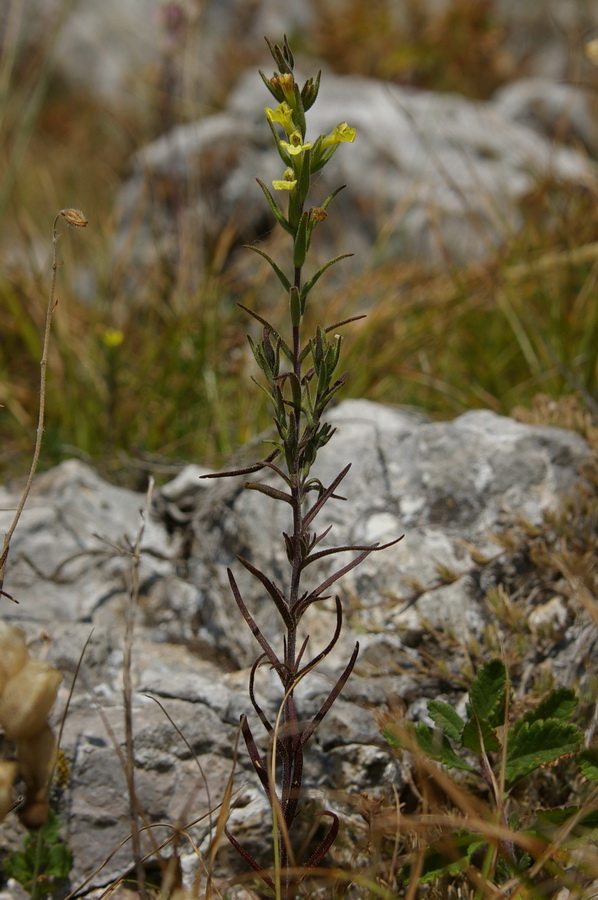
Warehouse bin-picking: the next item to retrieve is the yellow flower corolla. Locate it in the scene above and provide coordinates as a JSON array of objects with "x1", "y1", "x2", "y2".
[
  {"x1": 101, "y1": 328, "x2": 125, "y2": 348},
  {"x1": 280, "y1": 131, "x2": 312, "y2": 156},
  {"x1": 272, "y1": 168, "x2": 297, "y2": 191},
  {"x1": 265, "y1": 102, "x2": 295, "y2": 135},
  {"x1": 321, "y1": 122, "x2": 356, "y2": 149}
]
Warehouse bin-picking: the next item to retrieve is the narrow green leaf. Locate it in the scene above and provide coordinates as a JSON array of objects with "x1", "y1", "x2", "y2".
[
  {"x1": 244, "y1": 481, "x2": 294, "y2": 505},
  {"x1": 290, "y1": 285, "x2": 302, "y2": 327},
  {"x1": 428, "y1": 701, "x2": 465, "y2": 743},
  {"x1": 293, "y1": 210, "x2": 309, "y2": 268},
  {"x1": 255, "y1": 178, "x2": 294, "y2": 234},
  {"x1": 245, "y1": 245, "x2": 291, "y2": 292},
  {"x1": 324, "y1": 314, "x2": 367, "y2": 333},
  {"x1": 468, "y1": 659, "x2": 508, "y2": 727},
  {"x1": 300, "y1": 253, "x2": 353, "y2": 302},
  {"x1": 238, "y1": 303, "x2": 293, "y2": 361},
  {"x1": 327, "y1": 334, "x2": 342, "y2": 377},
  {"x1": 505, "y1": 720, "x2": 583, "y2": 789},
  {"x1": 321, "y1": 183, "x2": 346, "y2": 210},
  {"x1": 250, "y1": 375, "x2": 278, "y2": 407}
]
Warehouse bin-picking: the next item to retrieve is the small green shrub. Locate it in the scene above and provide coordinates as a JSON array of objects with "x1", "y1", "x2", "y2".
[
  {"x1": 3, "y1": 809, "x2": 72, "y2": 899},
  {"x1": 383, "y1": 658, "x2": 598, "y2": 894}
]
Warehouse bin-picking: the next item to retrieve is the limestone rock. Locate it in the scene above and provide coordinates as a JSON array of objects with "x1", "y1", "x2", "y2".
[
  {"x1": 0, "y1": 400, "x2": 592, "y2": 892},
  {"x1": 189, "y1": 399, "x2": 589, "y2": 666}
]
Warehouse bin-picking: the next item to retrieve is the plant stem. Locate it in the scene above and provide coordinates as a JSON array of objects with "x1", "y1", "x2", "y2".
[{"x1": 0, "y1": 214, "x2": 61, "y2": 596}]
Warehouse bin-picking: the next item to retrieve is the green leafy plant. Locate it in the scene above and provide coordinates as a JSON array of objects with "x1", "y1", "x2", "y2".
[
  {"x1": 384, "y1": 658, "x2": 598, "y2": 891},
  {"x1": 203, "y1": 36, "x2": 400, "y2": 898},
  {"x1": 3, "y1": 809, "x2": 72, "y2": 899}
]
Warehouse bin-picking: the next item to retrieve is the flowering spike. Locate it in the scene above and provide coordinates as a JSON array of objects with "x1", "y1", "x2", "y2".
[{"x1": 221, "y1": 38, "x2": 398, "y2": 893}]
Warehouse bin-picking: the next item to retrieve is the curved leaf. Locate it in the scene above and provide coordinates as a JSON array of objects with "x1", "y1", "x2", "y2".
[
  {"x1": 505, "y1": 720, "x2": 583, "y2": 789},
  {"x1": 428, "y1": 700, "x2": 465, "y2": 744},
  {"x1": 468, "y1": 659, "x2": 508, "y2": 727}
]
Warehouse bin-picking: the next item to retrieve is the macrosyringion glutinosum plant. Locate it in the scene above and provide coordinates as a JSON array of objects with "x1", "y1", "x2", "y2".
[{"x1": 203, "y1": 37, "x2": 401, "y2": 897}]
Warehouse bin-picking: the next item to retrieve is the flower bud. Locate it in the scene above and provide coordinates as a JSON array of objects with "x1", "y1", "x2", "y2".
[
  {"x1": 0, "y1": 659, "x2": 62, "y2": 739},
  {"x1": 59, "y1": 208, "x2": 88, "y2": 227},
  {"x1": 17, "y1": 723, "x2": 58, "y2": 794},
  {"x1": 19, "y1": 788, "x2": 49, "y2": 829},
  {"x1": 0, "y1": 623, "x2": 28, "y2": 691},
  {"x1": 301, "y1": 73, "x2": 321, "y2": 111},
  {"x1": 0, "y1": 761, "x2": 18, "y2": 820},
  {"x1": 272, "y1": 73, "x2": 296, "y2": 106}
]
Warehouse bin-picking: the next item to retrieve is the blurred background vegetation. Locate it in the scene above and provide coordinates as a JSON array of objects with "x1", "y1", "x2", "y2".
[{"x1": 2, "y1": 0, "x2": 598, "y2": 486}]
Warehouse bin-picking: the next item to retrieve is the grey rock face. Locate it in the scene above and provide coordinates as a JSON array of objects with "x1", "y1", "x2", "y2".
[
  {"x1": 0, "y1": 401, "x2": 592, "y2": 891},
  {"x1": 493, "y1": 78, "x2": 598, "y2": 156},
  {"x1": 189, "y1": 400, "x2": 589, "y2": 665}
]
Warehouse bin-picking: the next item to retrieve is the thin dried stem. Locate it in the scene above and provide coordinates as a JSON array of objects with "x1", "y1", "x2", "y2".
[
  {"x1": 123, "y1": 477, "x2": 155, "y2": 900},
  {"x1": 0, "y1": 209, "x2": 87, "y2": 597}
]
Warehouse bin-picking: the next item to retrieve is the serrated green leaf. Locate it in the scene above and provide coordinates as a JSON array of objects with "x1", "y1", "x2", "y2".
[
  {"x1": 578, "y1": 747, "x2": 598, "y2": 782},
  {"x1": 381, "y1": 726, "x2": 400, "y2": 749},
  {"x1": 48, "y1": 841, "x2": 73, "y2": 877},
  {"x1": 428, "y1": 700, "x2": 465, "y2": 743},
  {"x1": 505, "y1": 720, "x2": 583, "y2": 789},
  {"x1": 468, "y1": 659, "x2": 508, "y2": 727},
  {"x1": 401, "y1": 830, "x2": 486, "y2": 884},
  {"x1": 3, "y1": 851, "x2": 30, "y2": 885},
  {"x1": 536, "y1": 805, "x2": 598, "y2": 830},
  {"x1": 412, "y1": 721, "x2": 438, "y2": 757},
  {"x1": 462, "y1": 713, "x2": 500, "y2": 754},
  {"x1": 437, "y1": 737, "x2": 476, "y2": 772},
  {"x1": 409, "y1": 722, "x2": 473, "y2": 771},
  {"x1": 523, "y1": 688, "x2": 578, "y2": 726}
]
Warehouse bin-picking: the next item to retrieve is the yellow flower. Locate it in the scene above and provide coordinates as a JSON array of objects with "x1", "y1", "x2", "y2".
[
  {"x1": 101, "y1": 328, "x2": 125, "y2": 348},
  {"x1": 272, "y1": 168, "x2": 297, "y2": 191},
  {"x1": 280, "y1": 130, "x2": 312, "y2": 156},
  {"x1": 265, "y1": 102, "x2": 295, "y2": 135},
  {"x1": 321, "y1": 122, "x2": 356, "y2": 149}
]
